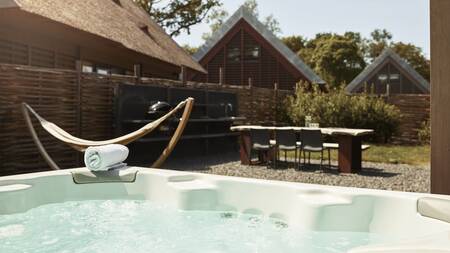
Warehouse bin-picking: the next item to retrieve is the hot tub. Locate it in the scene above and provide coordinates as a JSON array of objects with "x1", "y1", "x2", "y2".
[{"x1": 0, "y1": 167, "x2": 449, "y2": 253}]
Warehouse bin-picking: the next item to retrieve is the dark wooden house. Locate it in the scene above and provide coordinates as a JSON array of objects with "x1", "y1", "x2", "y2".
[
  {"x1": 0, "y1": 0, "x2": 205, "y2": 79},
  {"x1": 346, "y1": 49, "x2": 430, "y2": 94},
  {"x1": 191, "y1": 6, "x2": 324, "y2": 90}
]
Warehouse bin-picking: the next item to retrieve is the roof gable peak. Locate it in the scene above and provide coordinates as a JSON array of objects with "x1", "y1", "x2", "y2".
[
  {"x1": 193, "y1": 5, "x2": 325, "y2": 84},
  {"x1": 346, "y1": 48, "x2": 429, "y2": 93}
]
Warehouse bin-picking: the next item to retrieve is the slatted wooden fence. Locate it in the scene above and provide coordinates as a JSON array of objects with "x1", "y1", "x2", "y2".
[
  {"x1": 0, "y1": 63, "x2": 290, "y2": 175},
  {"x1": 385, "y1": 94, "x2": 430, "y2": 144}
]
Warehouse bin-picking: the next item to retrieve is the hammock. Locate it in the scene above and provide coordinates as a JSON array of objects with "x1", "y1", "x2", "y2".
[{"x1": 21, "y1": 98, "x2": 194, "y2": 170}]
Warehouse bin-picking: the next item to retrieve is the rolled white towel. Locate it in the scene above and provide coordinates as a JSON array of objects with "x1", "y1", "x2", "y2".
[{"x1": 84, "y1": 144, "x2": 129, "y2": 171}]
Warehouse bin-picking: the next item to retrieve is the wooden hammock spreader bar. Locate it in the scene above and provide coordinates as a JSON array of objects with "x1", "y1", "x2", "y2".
[
  {"x1": 152, "y1": 97, "x2": 194, "y2": 168},
  {"x1": 21, "y1": 97, "x2": 194, "y2": 170}
]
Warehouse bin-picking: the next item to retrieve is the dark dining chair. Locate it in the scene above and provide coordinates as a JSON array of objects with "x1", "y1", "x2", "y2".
[
  {"x1": 299, "y1": 129, "x2": 331, "y2": 169},
  {"x1": 250, "y1": 129, "x2": 273, "y2": 167},
  {"x1": 274, "y1": 129, "x2": 299, "y2": 169}
]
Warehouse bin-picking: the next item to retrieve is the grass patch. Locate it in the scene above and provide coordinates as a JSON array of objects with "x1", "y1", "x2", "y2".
[
  {"x1": 363, "y1": 145, "x2": 430, "y2": 166},
  {"x1": 288, "y1": 145, "x2": 430, "y2": 166}
]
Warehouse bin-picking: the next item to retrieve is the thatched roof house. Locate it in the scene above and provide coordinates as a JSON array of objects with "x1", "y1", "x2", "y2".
[{"x1": 0, "y1": 0, "x2": 205, "y2": 78}]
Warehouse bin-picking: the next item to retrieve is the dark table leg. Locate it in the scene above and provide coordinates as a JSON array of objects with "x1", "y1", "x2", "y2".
[
  {"x1": 337, "y1": 135, "x2": 362, "y2": 173},
  {"x1": 239, "y1": 131, "x2": 274, "y2": 165},
  {"x1": 239, "y1": 131, "x2": 252, "y2": 165}
]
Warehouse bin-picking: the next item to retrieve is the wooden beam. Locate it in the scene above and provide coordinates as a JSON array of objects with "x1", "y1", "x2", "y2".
[
  {"x1": 133, "y1": 64, "x2": 142, "y2": 77},
  {"x1": 431, "y1": 0, "x2": 450, "y2": 195},
  {"x1": 219, "y1": 67, "x2": 223, "y2": 85},
  {"x1": 180, "y1": 65, "x2": 187, "y2": 84}
]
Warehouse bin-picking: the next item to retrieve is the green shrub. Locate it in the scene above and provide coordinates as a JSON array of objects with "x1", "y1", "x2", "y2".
[
  {"x1": 284, "y1": 85, "x2": 401, "y2": 142},
  {"x1": 417, "y1": 120, "x2": 430, "y2": 144}
]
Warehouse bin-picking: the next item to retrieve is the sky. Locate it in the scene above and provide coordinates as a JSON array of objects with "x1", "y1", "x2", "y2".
[{"x1": 173, "y1": 0, "x2": 430, "y2": 58}]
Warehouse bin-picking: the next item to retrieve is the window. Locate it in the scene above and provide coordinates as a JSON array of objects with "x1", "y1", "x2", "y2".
[
  {"x1": 227, "y1": 47, "x2": 241, "y2": 62},
  {"x1": 390, "y1": 74, "x2": 400, "y2": 80},
  {"x1": 96, "y1": 68, "x2": 110, "y2": 75},
  {"x1": 378, "y1": 74, "x2": 388, "y2": 81},
  {"x1": 82, "y1": 64, "x2": 94, "y2": 73},
  {"x1": 82, "y1": 61, "x2": 125, "y2": 75},
  {"x1": 244, "y1": 45, "x2": 260, "y2": 61}
]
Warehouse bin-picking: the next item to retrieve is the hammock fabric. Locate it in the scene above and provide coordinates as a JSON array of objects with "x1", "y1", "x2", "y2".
[{"x1": 21, "y1": 98, "x2": 194, "y2": 170}]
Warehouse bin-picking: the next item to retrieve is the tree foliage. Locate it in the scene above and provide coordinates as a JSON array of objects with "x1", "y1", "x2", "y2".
[
  {"x1": 298, "y1": 33, "x2": 366, "y2": 87},
  {"x1": 366, "y1": 29, "x2": 393, "y2": 59},
  {"x1": 181, "y1": 44, "x2": 199, "y2": 55},
  {"x1": 366, "y1": 29, "x2": 430, "y2": 81},
  {"x1": 391, "y1": 42, "x2": 430, "y2": 81},
  {"x1": 134, "y1": 0, "x2": 222, "y2": 37},
  {"x1": 202, "y1": 0, "x2": 282, "y2": 41},
  {"x1": 285, "y1": 84, "x2": 401, "y2": 142},
  {"x1": 281, "y1": 35, "x2": 306, "y2": 53},
  {"x1": 201, "y1": 7, "x2": 229, "y2": 41},
  {"x1": 281, "y1": 29, "x2": 430, "y2": 86}
]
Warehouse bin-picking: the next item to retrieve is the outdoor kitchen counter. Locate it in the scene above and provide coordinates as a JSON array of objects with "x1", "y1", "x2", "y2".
[{"x1": 230, "y1": 126, "x2": 374, "y2": 173}]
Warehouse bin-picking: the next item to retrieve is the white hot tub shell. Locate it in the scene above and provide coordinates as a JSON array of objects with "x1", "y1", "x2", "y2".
[{"x1": 0, "y1": 167, "x2": 449, "y2": 253}]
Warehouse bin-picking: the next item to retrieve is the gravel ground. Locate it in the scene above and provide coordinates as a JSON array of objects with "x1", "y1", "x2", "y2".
[{"x1": 164, "y1": 153, "x2": 430, "y2": 193}]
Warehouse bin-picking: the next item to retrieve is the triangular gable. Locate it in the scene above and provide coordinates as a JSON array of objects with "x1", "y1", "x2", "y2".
[
  {"x1": 193, "y1": 6, "x2": 325, "y2": 84},
  {"x1": 346, "y1": 48, "x2": 429, "y2": 93}
]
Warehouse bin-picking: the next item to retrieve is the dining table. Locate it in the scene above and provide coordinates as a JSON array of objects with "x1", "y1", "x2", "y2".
[{"x1": 230, "y1": 125, "x2": 374, "y2": 173}]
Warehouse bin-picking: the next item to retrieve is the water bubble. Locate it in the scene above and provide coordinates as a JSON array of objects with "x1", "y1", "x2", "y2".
[
  {"x1": 220, "y1": 212, "x2": 236, "y2": 219},
  {"x1": 272, "y1": 220, "x2": 288, "y2": 230}
]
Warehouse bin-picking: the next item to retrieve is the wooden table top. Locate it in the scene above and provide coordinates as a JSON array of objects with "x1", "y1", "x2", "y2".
[{"x1": 230, "y1": 125, "x2": 374, "y2": 137}]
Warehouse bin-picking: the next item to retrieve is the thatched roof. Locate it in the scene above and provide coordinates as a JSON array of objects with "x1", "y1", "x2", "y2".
[{"x1": 5, "y1": 0, "x2": 205, "y2": 73}]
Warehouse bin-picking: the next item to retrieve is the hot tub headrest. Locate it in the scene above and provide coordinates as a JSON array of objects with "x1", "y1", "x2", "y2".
[
  {"x1": 418, "y1": 197, "x2": 450, "y2": 223},
  {"x1": 71, "y1": 168, "x2": 137, "y2": 184}
]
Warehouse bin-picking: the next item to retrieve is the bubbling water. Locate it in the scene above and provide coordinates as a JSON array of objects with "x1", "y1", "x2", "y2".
[{"x1": 0, "y1": 200, "x2": 387, "y2": 253}]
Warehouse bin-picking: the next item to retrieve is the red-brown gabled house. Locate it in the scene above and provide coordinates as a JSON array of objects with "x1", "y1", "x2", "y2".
[
  {"x1": 345, "y1": 49, "x2": 430, "y2": 94},
  {"x1": 191, "y1": 6, "x2": 325, "y2": 90},
  {"x1": 0, "y1": 0, "x2": 205, "y2": 79}
]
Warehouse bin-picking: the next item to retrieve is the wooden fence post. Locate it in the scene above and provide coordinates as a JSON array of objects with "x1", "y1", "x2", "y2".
[
  {"x1": 219, "y1": 67, "x2": 223, "y2": 85},
  {"x1": 274, "y1": 83, "x2": 279, "y2": 125},
  {"x1": 180, "y1": 65, "x2": 187, "y2": 85},
  {"x1": 134, "y1": 64, "x2": 141, "y2": 85},
  {"x1": 431, "y1": 0, "x2": 450, "y2": 195}
]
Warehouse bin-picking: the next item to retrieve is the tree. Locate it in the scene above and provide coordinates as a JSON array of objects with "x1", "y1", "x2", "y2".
[
  {"x1": 391, "y1": 42, "x2": 430, "y2": 81},
  {"x1": 182, "y1": 44, "x2": 199, "y2": 55},
  {"x1": 201, "y1": 8, "x2": 229, "y2": 41},
  {"x1": 242, "y1": 0, "x2": 282, "y2": 36},
  {"x1": 264, "y1": 14, "x2": 282, "y2": 36},
  {"x1": 281, "y1": 35, "x2": 306, "y2": 53},
  {"x1": 366, "y1": 29, "x2": 430, "y2": 81},
  {"x1": 367, "y1": 29, "x2": 393, "y2": 60},
  {"x1": 243, "y1": 0, "x2": 258, "y2": 16},
  {"x1": 299, "y1": 33, "x2": 366, "y2": 87},
  {"x1": 202, "y1": 0, "x2": 282, "y2": 41},
  {"x1": 134, "y1": 0, "x2": 222, "y2": 37}
]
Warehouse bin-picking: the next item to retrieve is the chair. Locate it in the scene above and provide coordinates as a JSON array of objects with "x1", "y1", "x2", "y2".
[
  {"x1": 21, "y1": 98, "x2": 194, "y2": 170},
  {"x1": 273, "y1": 129, "x2": 299, "y2": 169},
  {"x1": 250, "y1": 129, "x2": 273, "y2": 167},
  {"x1": 299, "y1": 129, "x2": 331, "y2": 169}
]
